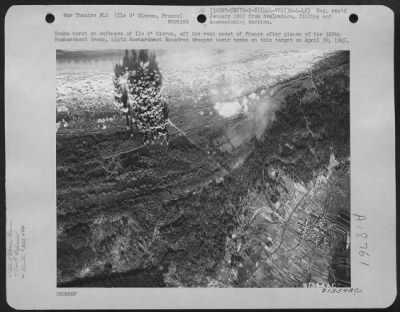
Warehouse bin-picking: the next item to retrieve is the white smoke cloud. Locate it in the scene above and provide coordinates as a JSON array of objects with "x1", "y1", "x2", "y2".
[
  {"x1": 214, "y1": 101, "x2": 242, "y2": 118},
  {"x1": 213, "y1": 88, "x2": 279, "y2": 150},
  {"x1": 227, "y1": 95, "x2": 278, "y2": 149}
]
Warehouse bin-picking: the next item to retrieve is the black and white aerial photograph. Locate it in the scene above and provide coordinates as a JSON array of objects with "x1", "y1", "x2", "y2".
[{"x1": 56, "y1": 49, "x2": 350, "y2": 288}]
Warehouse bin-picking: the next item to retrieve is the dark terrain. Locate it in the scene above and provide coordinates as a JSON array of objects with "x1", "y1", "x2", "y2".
[{"x1": 57, "y1": 50, "x2": 350, "y2": 287}]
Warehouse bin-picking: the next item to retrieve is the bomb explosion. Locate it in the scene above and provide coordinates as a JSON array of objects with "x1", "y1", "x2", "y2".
[{"x1": 113, "y1": 50, "x2": 169, "y2": 146}]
